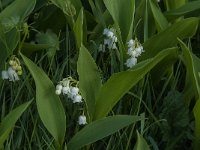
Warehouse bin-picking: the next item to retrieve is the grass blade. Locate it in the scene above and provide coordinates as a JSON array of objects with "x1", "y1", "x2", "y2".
[{"x1": 0, "y1": 101, "x2": 32, "y2": 148}]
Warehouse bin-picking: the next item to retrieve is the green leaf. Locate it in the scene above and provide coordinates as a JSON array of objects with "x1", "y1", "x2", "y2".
[
  {"x1": 149, "y1": 0, "x2": 169, "y2": 31},
  {"x1": 73, "y1": 8, "x2": 84, "y2": 48},
  {"x1": 0, "y1": 0, "x2": 35, "y2": 71},
  {"x1": 67, "y1": 115, "x2": 141, "y2": 150},
  {"x1": 103, "y1": 0, "x2": 135, "y2": 42},
  {"x1": 21, "y1": 43, "x2": 53, "y2": 56},
  {"x1": 50, "y1": 0, "x2": 82, "y2": 27},
  {"x1": 141, "y1": 17, "x2": 199, "y2": 60},
  {"x1": 164, "y1": 0, "x2": 186, "y2": 10},
  {"x1": 0, "y1": 101, "x2": 32, "y2": 148},
  {"x1": 194, "y1": 100, "x2": 200, "y2": 150},
  {"x1": 94, "y1": 47, "x2": 178, "y2": 120},
  {"x1": 21, "y1": 54, "x2": 66, "y2": 146},
  {"x1": 165, "y1": 1, "x2": 200, "y2": 19},
  {"x1": 0, "y1": 0, "x2": 36, "y2": 31},
  {"x1": 77, "y1": 45, "x2": 102, "y2": 120},
  {"x1": 178, "y1": 39, "x2": 200, "y2": 149},
  {"x1": 179, "y1": 39, "x2": 200, "y2": 103},
  {"x1": 36, "y1": 30, "x2": 60, "y2": 59},
  {"x1": 0, "y1": 27, "x2": 19, "y2": 70},
  {"x1": 134, "y1": 131, "x2": 150, "y2": 150}
]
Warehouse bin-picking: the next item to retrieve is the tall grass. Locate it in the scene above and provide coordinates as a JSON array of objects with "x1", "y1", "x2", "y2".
[{"x1": 0, "y1": 0, "x2": 200, "y2": 149}]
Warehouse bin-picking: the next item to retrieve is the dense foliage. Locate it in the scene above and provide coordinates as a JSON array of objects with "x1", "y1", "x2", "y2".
[{"x1": 0, "y1": 0, "x2": 200, "y2": 149}]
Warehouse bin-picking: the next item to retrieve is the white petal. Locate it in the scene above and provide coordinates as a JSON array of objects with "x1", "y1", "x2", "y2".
[
  {"x1": 78, "y1": 115, "x2": 87, "y2": 125},
  {"x1": 1, "y1": 70, "x2": 9, "y2": 80},
  {"x1": 107, "y1": 31, "x2": 114, "y2": 38},
  {"x1": 73, "y1": 95, "x2": 82, "y2": 103},
  {"x1": 56, "y1": 84, "x2": 63, "y2": 91},
  {"x1": 112, "y1": 43, "x2": 117, "y2": 49},
  {"x1": 7, "y1": 67, "x2": 19, "y2": 81},
  {"x1": 125, "y1": 57, "x2": 137, "y2": 68},
  {"x1": 62, "y1": 86, "x2": 70, "y2": 95},
  {"x1": 55, "y1": 89, "x2": 61, "y2": 95},
  {"x1": 70, "y1": 87, "x2": 79, "y2": 96},
  {"x1": 103, "y1": 28, "x2": 109, "y2": 35},
  {"x1": 135, "y1": 47, "x2": 142, "y2": 56},
  {"x1": 127, "y1": 39, "x2": 135, "y2": 47}
]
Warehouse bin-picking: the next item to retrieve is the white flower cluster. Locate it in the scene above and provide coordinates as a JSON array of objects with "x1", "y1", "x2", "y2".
[
  {"x1": 55, "y1": 77, "x2": 87, "y2": 125},
  {"x1": 125, "y1": 39, "x2": 144, "y2": 68},
  {"x1": 1, "y1": 57, "x2": 22, "y2": 82},
  {"x1": 55, "y1": 78, "x2": 82, "y2": 103},
  {"x1": 99, "y1": 28, "x2": 118, "y2": 52}
]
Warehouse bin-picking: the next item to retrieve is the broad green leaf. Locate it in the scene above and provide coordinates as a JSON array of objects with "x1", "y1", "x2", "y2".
[
  {"x1": 67, "y1": 115, "x2": 141, "y2": 150},
  {"x1": 179, "y1": 39, "x2": 200, "y2": 149},
  {"x1": 36, "y1": 30, "x2": 60, "y2": 59},
  {"x1": 179, "y1": 39, "x2": 200, "y2": 103},
  {"x1": 94, "y1": 47, "x2": 178, "y2": 120},
  {"x1": 194, "y1": 100, "x2": 200, "y2": 150},
  {"x1": 0, "y1": 0, "x2": 35, "y2": 70},
  {"x1": 0, "y1": 0, "x2": 36, "y2": 31},
  {"x1": 103, "y1": 0, "x2": 135, "y2": 42},
  {"x1": 134, "y1": 0, "x2": 156, "y2": 41},
  {"x1": 165, "y1": 1, "x2": 200, "y2": 19},
  {"x1": 0, "y1": 27, "x2": 19, "y2": 70},
  {"x1": 21, "y1": 54, "x2": 66, "y2": 146},
  {"x1": 149, "y1": 0, "x2": 169, "y2": 31},
  {"x1": 134, "y1": 131, "x2": 150, "y2": 150},
  {"x1": 88, "y1": 0, "x2": 105, "y2": 26},
  {"x1": 50, "y1": 0, "x2": 82, "y2": 14},
  {"x1": 50, "y1": 0, "x2": 82, "y2": 27},
  {"x1": 164, "y1": 0, "x2": 186, "y2": 10},
  {"x1": 141, "y1": 17, "x2": 198, "y2": 60},
  {"x1": 0, "y1": 101, "x2": 32, "y2": 148},
  {"x1": 21, "y1": 43, "x2": 53, "y2": 56},
  {"x1": 77, "y1": 45, "x2": 102, "y2": 120},
  {"x1": 73, "y1": 8, "x2": 84, "y2": 48}
]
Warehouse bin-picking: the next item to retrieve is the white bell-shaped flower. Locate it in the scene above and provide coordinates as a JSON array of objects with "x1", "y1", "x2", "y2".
[
  {"x1": 7, "y1": 67, "x2": 19, "y2": 81},
  {"x1": 55, "y1": 89, "x2": 62, "y2": 95},
  {"x1": 125, "y1": 57, "x2": 137, "y2": 68},
  {"x1": 103, "y1": 28, "x2": 109, "y2": 35},
  {"x1": 78, "y1": 115, "x2": 87, "y2": 125},
  {"x1": 1, "y1": 70, "x2": 9, "y2": 80},
  {"x1": 56, "y1": 84, "x2": 63, "y2": 91},
  {"x1": 127, "y1": 39, "x2": 135, "y2": 47},
  {"x1": 73, "y1": 94, "x2": 82, "y2": 103},
  {"x1": 62, "y1": 86, "x2": 70, "y2": 95},
  {"x1": 70, "y1": 87, "x2": 79, "y2": 96},
  {"x1": 107, "y1": 31, "x2": 114, "y2": 38}
]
